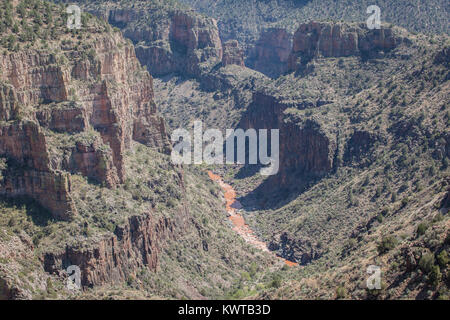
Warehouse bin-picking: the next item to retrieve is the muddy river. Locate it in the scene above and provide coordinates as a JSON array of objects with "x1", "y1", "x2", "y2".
[{"x1": 208, "y1": 171, "x2": 298, "y2": 267}]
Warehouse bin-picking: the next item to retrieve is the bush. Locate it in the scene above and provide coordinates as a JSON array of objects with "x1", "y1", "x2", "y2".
[
  {"x1": 416, "y1": 223, "x2": 428, "y2": 237},
  {"x1": 336, "y1": 286, "x2": 347, "y2": 299},
  {"x1": 381, "y1": 207, "x2": 389, "y2": 216},
  {"x1": 377, "y1": 236, "x2": 398, "y2": 254},
  {"x1": 437, "y1": 250, "x2": 449, "y2": 268},
  {"x1": 391, "y1": 193, "x2": 397, "y2": 203},
  {"x1": 401, "y1": 197, "x2": 409, "y2": 207},
  {"x1": 429, "y1": 265, "x2": 442, "y2": 286},
  {"x1": 418, "y1": 253, "x2": 435, "y2": 274},
  {"x1": 269, "y1": 273, "x2": 282, "y2": 288}
]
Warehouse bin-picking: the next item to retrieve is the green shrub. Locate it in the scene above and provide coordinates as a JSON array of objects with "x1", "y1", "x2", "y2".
[
  {"x1": 437, "y1": 250, "x2": 449, "y2": 268},
  {"x1": 416, "y1": 223, "x2": 428, "y2": 237},
  {"x1": 336, "y1": 286, "x2": 347, "y2": 299},
  {"x1": 377, "y1": 236, "x2": 398, "y2": 254},
  {"x1": 429, "y1": 265, "x2": 442, "y2": 286},
  {"x1": 269, "y1": 273, "x2": 282, "y2": 288},
  {"x1": 418, "y1": 253, "x2": 435, "y2": 273}
]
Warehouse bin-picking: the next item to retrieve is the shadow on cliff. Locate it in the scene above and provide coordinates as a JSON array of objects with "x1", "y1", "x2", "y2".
[{"x1": 235, "y1": 164, "x2": 322, "y2": 211}]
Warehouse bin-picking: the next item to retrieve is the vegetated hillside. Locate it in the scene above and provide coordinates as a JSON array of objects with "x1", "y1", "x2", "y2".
[
  {"x1": 0, "y1": 0, "x2": 274, "y2": 300},
  {"x1": 229, "y1": 32, "x2": 450, "y2": 299},
  {"x1": 179, "y1": 0, "x2": 450, "y2": 54},
  {"x1": 60, "y1": 0, "x2": 450, "y2": 300},
  {"x1": 111, "y1": 2, "x2": 450, "y2": 299},
  {"x1": 4, "y1": 0, "x2": 447, "y2": 300}
]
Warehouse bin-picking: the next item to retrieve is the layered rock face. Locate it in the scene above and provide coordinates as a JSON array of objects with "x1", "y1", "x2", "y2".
[
  {"x1": 288, "y1": 22, "x2": 406, "y2": 71},
  {"x1": 0, "y1": 32, "x2": 170, "y2": 220},
  {"x1": 43, "y1": 212, "x2": 182, "y2": 287},
  {"x1": 222, "y1": 40, "x2": 245, "y2": 67},
  {"x1": 0, "y1": 119, "x2": 76, "y2": 221},
  {"x1": 239, "y1": 92, "x2": 336, "y2": 188},
  {"x1": 98, "y1": 7, "x2": 223, "y2": 77},
  {"x1": 245, "y1": 22, "x2": 405, "y2": 76},
  {"x1": 249, "y1": 28, "x2": 292, "y2": 77}
]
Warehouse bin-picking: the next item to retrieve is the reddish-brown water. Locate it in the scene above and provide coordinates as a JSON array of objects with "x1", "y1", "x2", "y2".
[{"x1": 208, "y1": 171, "x2": 298, "y2": 267}]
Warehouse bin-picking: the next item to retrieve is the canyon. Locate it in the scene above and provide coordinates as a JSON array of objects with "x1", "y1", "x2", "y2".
[{"x1": 0, "y1": 0, "x2": 449, "y2": 300}]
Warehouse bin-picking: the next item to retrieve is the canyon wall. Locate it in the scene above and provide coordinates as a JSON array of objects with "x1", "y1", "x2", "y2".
[
  {"x1": 288, "y1": 22, "x2": 407, "y2": 72},
  {"x1": 43, "y1": 210, "x2": 185, "y2": 288},
  {"x1": 97, "y1": 7, "x2": 223, "y2": 78},
  {"x1": 239, "y1": 92, "x2": 336, "y2": 188},
  {"x1": 247, "y1": 22, "x2": 406, "y2": 77},
  {"x1": 0, "y1": 32, "x2": 170, "y2": 220},
  {"x1": 248, "y1": 28, "x2": 292, "y2": 78}
]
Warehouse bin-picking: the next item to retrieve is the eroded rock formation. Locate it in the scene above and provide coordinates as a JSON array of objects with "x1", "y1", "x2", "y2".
[
  {"x1": 288, "y1": 22, "x2": 406, "y2": 72},
  {"x1": 98, "y1": 7, "x2": 223, "y2": 77},
  {"x1": 240, "y1": 92, "x2": 336, "y2": 188},
  {"x1": 43, "y1": 212, "x2": 184, "y2": 287},
  {"x1": 222, "y1": 40, "x2": 245, "y2": 67},
  {"x1": 0, "y1": 32, "x2": 170, "y2": 220}
]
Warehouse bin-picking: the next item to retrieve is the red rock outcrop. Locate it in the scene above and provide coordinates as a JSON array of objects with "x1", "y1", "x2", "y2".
[
  {"x1": 100, "y1": 8, "x2": 224, "y2": 77},
  {"x1": 0, "y1": 121, "x2": 76, "y2": 220},
  {"x1": 43, "y1": 211, "x2": 184, "y2": 287},
  {"x1": 0, "y1": 83, "x2": 20, "y2": 122},
  {"x1": 36, "y1": 106, "x2": 87, "y2": 133},
  {"x1": 66, "y1": 139, "x2": 119, "y2": 188},
  {"x1": 222, "y1": 40, "x2": 245, "y2": 67},
  {"x1": 239, "y1": 92, "x2": 336, "y2": 188},
  {"x1": 0, "y1": 32, "x2": 170, "y2": 219},
  {"x1": 288, "y1": 22, "x2": 406, "y2": 72}
]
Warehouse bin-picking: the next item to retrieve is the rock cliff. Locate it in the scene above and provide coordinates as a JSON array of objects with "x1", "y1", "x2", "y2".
[
  {"x1": 222, "y1": 40, "x2": 245, "y2": 67},
  {"x1": 288, "y1": 22, "x2": 407, "y2": 72},
  {"x1": 43, "y1": 211, "x2": 182, "y2": 287},
  {"x1": 239, "y1": 92, "x2": 336, "y2": 188},
  {"x1": 0, "y1": 20, "x2": 169, "y2": 220},
  {"x1": 76, "y1": 2, "x2": 224, "y2": 78},
  {"x1": 249, "y1": 28, "x2": 292, "y2": 78}
]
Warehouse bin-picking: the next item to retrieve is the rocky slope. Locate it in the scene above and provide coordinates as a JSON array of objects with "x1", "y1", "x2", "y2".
[
  {"x1": 120, "y1": 1, "x2": 450, "y2": 298},
  {"x1": 1, "y1": 0, "x2": 448, "y2": 301},
  {"x1": 235, "y1": 22, "x2": 412, "y2": 190},
  {"x1": 67, "y1": 1, "x2": 449, "y2": 300},
  {"x1": 0, "y1": 21, "x2": 169, "y2": 220},
  {"x1": 0, "y1": 0, "x2": 272, "y2": 300},
  {"x1": 238, "y1": 35, "x2": 450, "y2": 299},
  {"x1": 0, "y1": 0, "x2": 173, "y2": 296}
]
